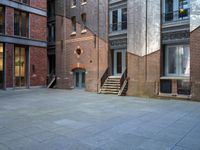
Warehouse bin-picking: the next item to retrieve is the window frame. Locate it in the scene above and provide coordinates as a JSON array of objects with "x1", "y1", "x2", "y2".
[
  {"x1": 14, "y1": 10, "x2": 29, "y2": 37},
  {"x1": 0, "y1": 5, "x2": 5, "y2": 34},
  {"x1": 165, "y1": 45, "x2": 190, "y2": 77}
]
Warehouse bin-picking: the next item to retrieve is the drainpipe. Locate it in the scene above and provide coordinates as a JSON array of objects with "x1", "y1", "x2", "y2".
[
  {"x1": 97, "y1": 0, "x2": 100, "y2": 92},
  {"x1": 145, "y1": 0, "x2": 148, "y2": 82}
]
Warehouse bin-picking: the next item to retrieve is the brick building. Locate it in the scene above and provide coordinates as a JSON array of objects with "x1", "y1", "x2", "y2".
[
  {"x1": 0, "y1": 0, "x2": 47, "y2": 89},
  {"x1": 47, "y1": 0, "x2": 108, "y2": 92},
  {"x1": 106, "y1": 0, "x2": 200, "y2": 100},
  {"x1": 48, "y1": 0, "x2": 200, "y2": 100}
]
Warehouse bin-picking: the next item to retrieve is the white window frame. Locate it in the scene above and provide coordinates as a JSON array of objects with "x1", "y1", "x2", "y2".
[{"x1": 165, "y1": 45, "x2": 190, "y2": 77}]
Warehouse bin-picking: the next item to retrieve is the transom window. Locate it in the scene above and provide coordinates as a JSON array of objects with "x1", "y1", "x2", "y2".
[{"x1": 165, "y1": 45, "x2": 190, "y2": 77}]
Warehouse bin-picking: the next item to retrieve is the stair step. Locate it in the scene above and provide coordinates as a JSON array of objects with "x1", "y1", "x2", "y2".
[
  {"x1": 100, "y1": 91, "x2": 118, "y2": 94},
  {"x1": 101, "y1": 88, "x2": 119, "y2": 92}
]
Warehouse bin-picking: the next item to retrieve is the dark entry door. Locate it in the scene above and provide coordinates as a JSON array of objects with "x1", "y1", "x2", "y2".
[{"x1": 74, "y1": 69, "x2": 85, "y2": 88}]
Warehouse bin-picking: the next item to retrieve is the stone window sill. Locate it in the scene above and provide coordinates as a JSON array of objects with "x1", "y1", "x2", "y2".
[
  {"x1": 81, "y1": 29, "x2": 87, "y2": 34},
  {"x1": 71, "y1": 32, "x2": 76, "y2": 36}
]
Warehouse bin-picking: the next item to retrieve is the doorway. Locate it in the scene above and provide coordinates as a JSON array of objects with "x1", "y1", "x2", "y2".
[
  {"x1": 0, "y1": 43, "x2": 4, "y2": 89},
  {"x1": 15, "y1": 46, "x2": 27, "y2": 88},
  {"x1": 113, "y1": 50, "x2": 126, "y2": 76},
  {"x1": 73, "y1": 69, "x2": 85, "y2": 89}
]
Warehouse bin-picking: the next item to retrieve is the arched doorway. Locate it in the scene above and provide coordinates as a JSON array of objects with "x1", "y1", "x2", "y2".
[{"x1": 73, "y1": 69, "x2": 85, "y2": 89}]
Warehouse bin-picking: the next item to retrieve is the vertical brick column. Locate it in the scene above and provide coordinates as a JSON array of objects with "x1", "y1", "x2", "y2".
[{"x1": 190, "y1": 27, "x2": 200, "y2": 100}]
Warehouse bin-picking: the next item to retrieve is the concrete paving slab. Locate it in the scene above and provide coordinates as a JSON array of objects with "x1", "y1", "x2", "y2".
[{"x1": 0, "y1": 88, "x2": 200, "y2": 150}]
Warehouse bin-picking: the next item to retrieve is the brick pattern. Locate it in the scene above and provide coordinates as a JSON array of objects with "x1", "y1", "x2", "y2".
[
  {"x1": 30, "y1": 47, "x2": 47, "y2": 86},
  {"x1": 2, "y1": 1, "x2": 47, "y2": 89},
  {"x1": 6, "y1": 44, "x2": 14, "y2": 88},
  {"x1": 55, "y1": 16, "x2": 108, "y2": 92},
  {"x1": 190, "y1": 26, "x2": 200, "y2": 100},
  {"x1": 127, "y1": 51, "x2": 160, "y2": 97},
  {"x1": 30, "y1": 0, "x2": 47, "y2": 10},
  {"x1": 30, "y1": 14, "x2": 47, "y2": 41},
  {"x1": 5, "y1": 7, "x2": 14, "y2": 36}
]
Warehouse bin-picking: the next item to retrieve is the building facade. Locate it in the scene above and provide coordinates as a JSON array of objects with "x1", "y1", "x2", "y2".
[
  {"x1": 0, "y1": 0, "x2": 47, "y2": 89},
  {"x1": 107, "y1": 0, "x2": 200, "y2": 100},
  {"x1": 48, "y1": 0, "x2": 200, "y2": 100},
  {"x1": 48, "y1": 0, "x2": 108, "y2": 92}
]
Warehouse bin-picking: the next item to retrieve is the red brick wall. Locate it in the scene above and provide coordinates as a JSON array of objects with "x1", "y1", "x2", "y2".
[
  {"x1": 127, "y1": 51, "x2": 160, "y2": 97},
  {"x1": 5, "y1": 7, "x2": 14, "y2": 35},
  {"x1": 30, "y1": 47, "x2": 47, "y2": 86},
  {"x1": 30, "y1": 0, "x2": 47, "y2": 10},
  {"x1": 30, "y1": 14, "x2": 47, "y2": 41},
  {"x1": 55, "y1": 16, "x2": 108, "y2": 92},
  {"x1": 190, "y1": 26, "x2": 200, "y2": 100},
  {"x1": 6, "y1": 44, "x2": 14, "y2": 87}
]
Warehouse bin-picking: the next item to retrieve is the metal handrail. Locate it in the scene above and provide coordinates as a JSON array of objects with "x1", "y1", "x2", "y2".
[
  {"x1": 100, "y1": 68, "x2": 110, "y2": 87},
  {"x1": 120, "y1": 68, "x2": 127, "y2": 88}
]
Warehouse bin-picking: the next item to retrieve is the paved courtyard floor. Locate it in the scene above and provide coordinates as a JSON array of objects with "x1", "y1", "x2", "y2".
[{"x1": 0, "y1": 89, "x2": 200, "y2": 150}]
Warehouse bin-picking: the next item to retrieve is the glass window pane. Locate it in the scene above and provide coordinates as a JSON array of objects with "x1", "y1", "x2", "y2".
[
  {"x1": 14, "y1": 11, "x2": 20, "y2": 36},
  {"x1": 167, "y1": 47, "x2": 177, "y2": 74},
  {"x1": 112, "y1": 10, "x2": 118, "y2": 31},
  {"x1": 180, "y1": 46, "x2": 190, "y2": 76}
]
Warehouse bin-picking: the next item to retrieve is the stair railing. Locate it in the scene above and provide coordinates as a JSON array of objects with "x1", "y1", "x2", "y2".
[
  {"x1": 100, "y1": 67, "x2": 110, "y2": 87},
  {"x1": 118, "y1": 68, "x2": 129, "y2": 96}
]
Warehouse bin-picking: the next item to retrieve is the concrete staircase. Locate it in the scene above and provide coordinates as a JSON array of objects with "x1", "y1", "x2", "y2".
[{"x1": 100, "y1": 76, "x2": 121, "y2": 95}]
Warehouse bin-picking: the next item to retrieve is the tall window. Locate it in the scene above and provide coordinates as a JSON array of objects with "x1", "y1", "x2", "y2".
[
  {"x1": 110, "y1": 8, "x2": 127, "y2": 32},
  {"x1": 71, "y1": 16, "x2": 76, "y2": 33},
  {"x1": 71, "y1": 0, "x2": 76, "y2": 7},
  {"x1": 112, "y1": 10, "x2": 118, "y2": 31},
  {"x1": 14, "y1": 10, "x2": 29, "y2": 37},
  {"x1": 165, "y1": 45, "x2": 190, "y2": 77},
  {"x1": 0, "y1": 5, "x2": 4, "y2": 34},
  {"x1": 81, "y1": 13, "x2": 86, "y2": 31},
  {"x1": 122, "y1": 8, "x2": 127, "y2": 30}
]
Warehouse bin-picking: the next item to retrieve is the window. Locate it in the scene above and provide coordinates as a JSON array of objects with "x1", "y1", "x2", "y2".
[
  {"x1": 122, "y1": 8, "x2": 127, "y2": 30},
  {"x1": 48, "y1": 24, "x2": 55, "y2": 42},
  {"x1": 14, "y1": 0, "x2": 29, "y2": 4},
  {"x1": 0, "y1": 5, "x2": 4, "y2": 34},
  {"x1": 165, "y1": 45, "x2": 190, "y2": 77},
  {"x1": 179, "y1": 0, "x2": 189, "y2": 19},
  {"x1": 111, "y1": 10, "x2": 118, "y2": 31},
  {"x1": 81, "y1": 0, "x2": 87, "y2": 5},
  {"x1": 110, "y1": 8, "x2": 127, "y2": 32},
  {"x1": 14, "y1": 10, "x2": 29, "y2": 37},
  {"x1": 71, "y1": 16, "x2": 76, "y2": 33},
  {"x1": 164, "y1": 0, "x2": 190, "y2": 22},
  {"x1": 81, "y1": 13, "x2": 86, "y2": 32},
  {"x1": 71, "y1": 0, "x2": 76, "y2": 7}
]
